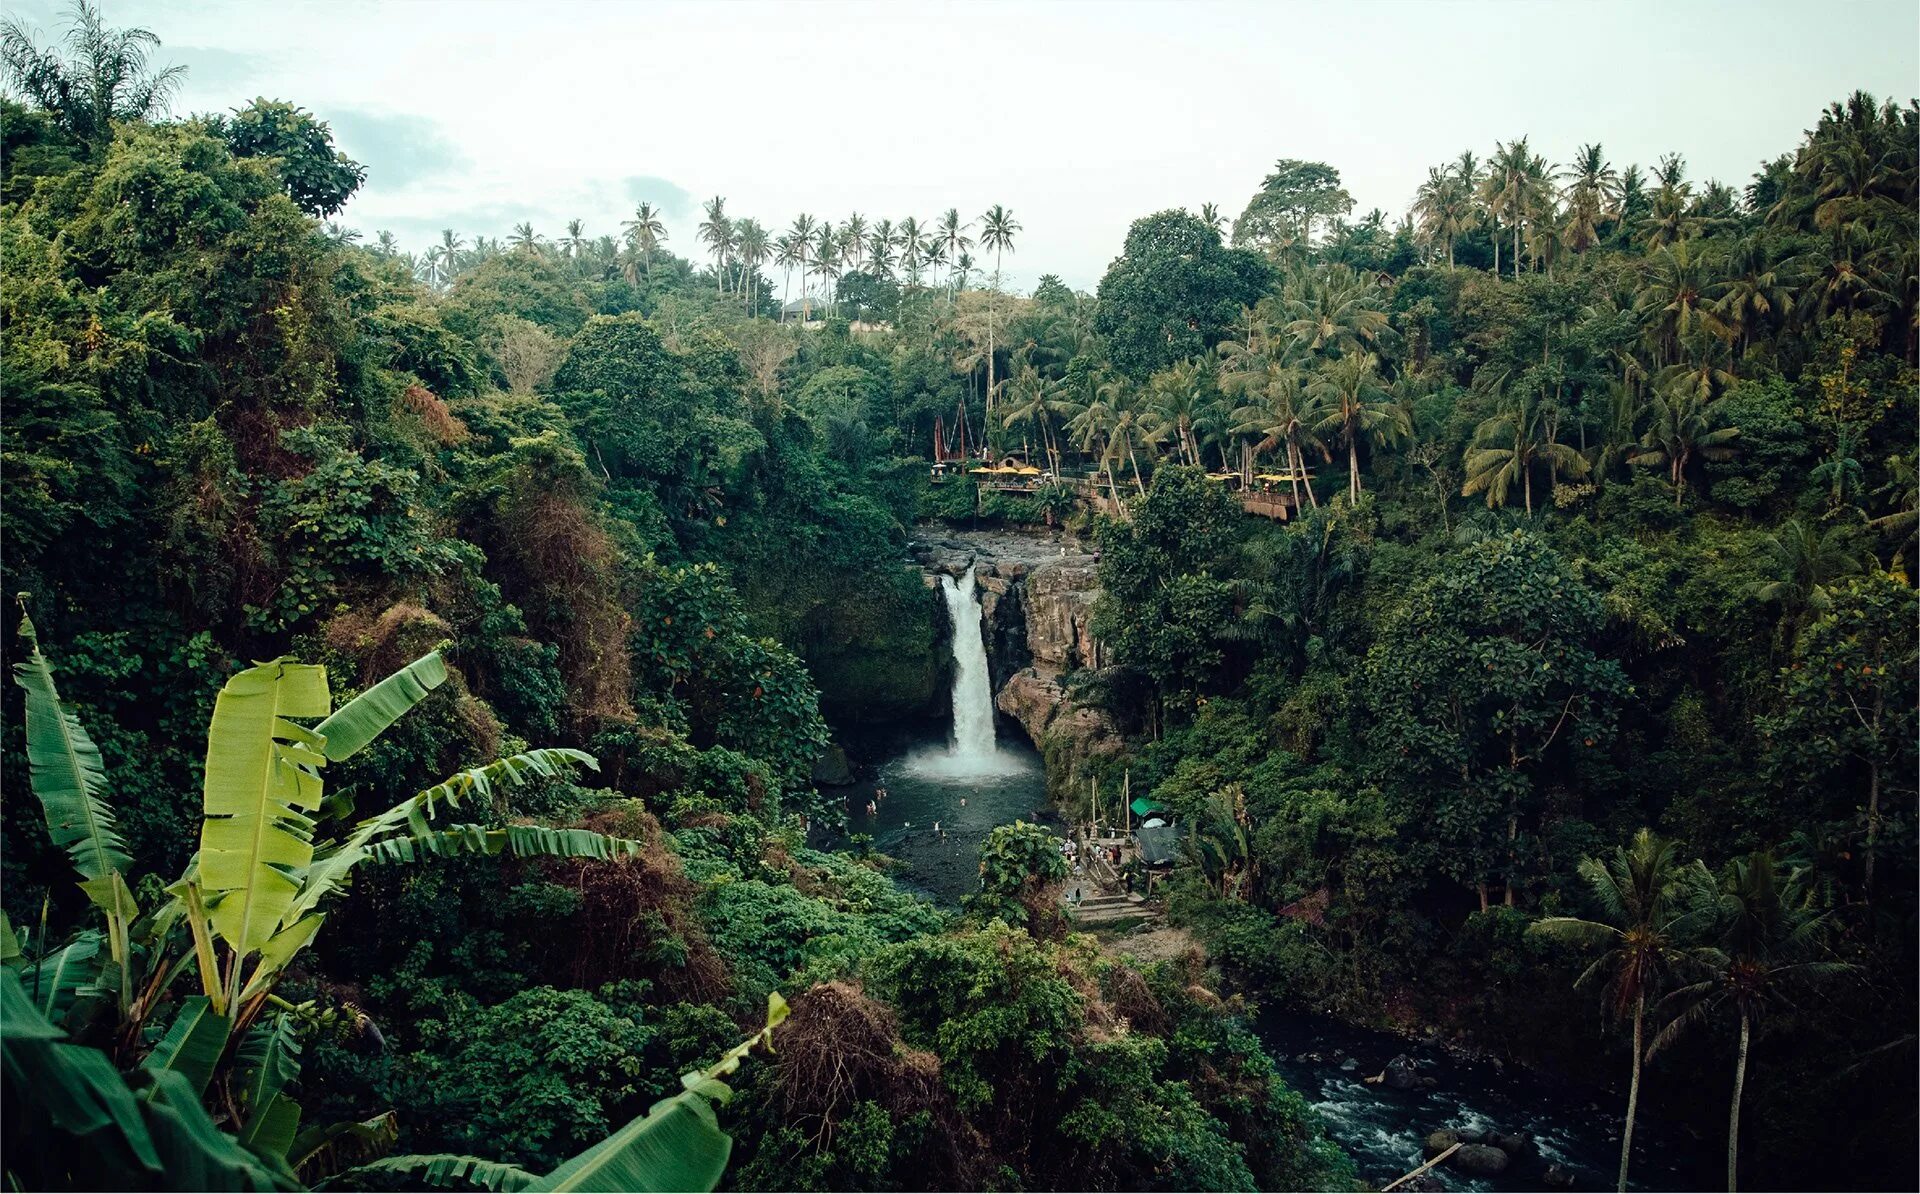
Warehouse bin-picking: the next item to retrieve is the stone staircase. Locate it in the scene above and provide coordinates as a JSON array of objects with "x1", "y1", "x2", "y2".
[{"x1": 1067, "y1": 891, "x2": 1160, "y2": 928}]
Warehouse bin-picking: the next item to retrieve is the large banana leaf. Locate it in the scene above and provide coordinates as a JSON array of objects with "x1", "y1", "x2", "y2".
[
  {"x1": 323, "y1": 1154, "x2": 537, "y2": 1191},
  {"x1": 198, "y1": 660, "x2": 331, "y2": 956},
  {"x1": 530, "y1": 1089, "x2": 733, "y2": 1193},
  {"x1": 365, "y1": 824, "x2": 643, "y2": 865},
  {"x1": 13, "y1": 611, "x2": 131, "y2": 890},
  {"x1": 141, "y1": 996, "x2": 231, "y2": 1097},
  {"x1": 234, "y1": 1013, "x2": 302, "y2": 1157},
  {"x1": 285, "y1": 749, "x2": 596, "y2": 925},
  {"x1": 528, "y1": 992, "x2": 789, "y2": 1194},
  {"x1": 313, "y1": 651, "x2": 448, "y2": 763},
  {"x1": 1, "y1": 971, "x2": 293, "y2": 1191}
]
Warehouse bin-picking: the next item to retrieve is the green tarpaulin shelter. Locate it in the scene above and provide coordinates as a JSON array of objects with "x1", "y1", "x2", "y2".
[
  {"x1": 1129, "y1": 796, "x2": 1166, "y2": 818},
  {"x1": 1134, "y1": 824, "x2": 1181, "y2": 866}
]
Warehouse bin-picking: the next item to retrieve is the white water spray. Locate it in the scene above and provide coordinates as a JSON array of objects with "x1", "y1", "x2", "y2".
[
  {"x1": 903, "y1": 567, "x2": 1026, "y2": 779},
  {"x1": 941, "y1": 569, "x2": 996, "y2": 761}
]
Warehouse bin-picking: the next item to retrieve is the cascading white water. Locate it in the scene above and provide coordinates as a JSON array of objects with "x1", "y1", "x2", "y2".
[{"x1": 940, "y1": 569, "x2": 997, "y2": 762}]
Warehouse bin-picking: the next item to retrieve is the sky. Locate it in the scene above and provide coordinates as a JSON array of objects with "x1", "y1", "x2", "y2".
[{"x1": 9, "y1": 0, "x2": 1917, "y2": 291}]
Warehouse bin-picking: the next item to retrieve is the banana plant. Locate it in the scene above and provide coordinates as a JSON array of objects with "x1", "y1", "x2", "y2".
[
  {"x1": 5, "y1": 973, "x2": 788, "y2": 1193},
  {"x1": 7, "y1": 611, "x2": 656, "y2": 1184}
]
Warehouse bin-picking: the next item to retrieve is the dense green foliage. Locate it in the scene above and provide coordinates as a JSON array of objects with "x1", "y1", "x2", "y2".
[
  {"x1": 1073, "y1": 101, "x2": 1916, "y2": 1192},
  {"x1": 1, "y1": 7, "x2": 1363, "y2": 1192}
]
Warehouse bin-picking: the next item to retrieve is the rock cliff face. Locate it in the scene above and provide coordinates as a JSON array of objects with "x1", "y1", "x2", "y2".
[{"x1": 911, "y1": 528, "x2": 1122, "y2": 790}]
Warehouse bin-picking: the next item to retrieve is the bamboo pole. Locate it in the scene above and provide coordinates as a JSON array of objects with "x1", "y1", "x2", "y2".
[{"x1": 1381, "y1": 1143, "x2": 1461, "y2": 1192}]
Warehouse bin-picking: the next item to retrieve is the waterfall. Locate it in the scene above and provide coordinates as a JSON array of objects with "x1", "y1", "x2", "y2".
[{"x1": 940, "y1": 569, "x2": 997, "y2": 762}]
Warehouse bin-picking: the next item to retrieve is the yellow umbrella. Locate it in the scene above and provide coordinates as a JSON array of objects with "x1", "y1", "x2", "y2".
[
  {"x1": 1015, "y1": 465, "x2": 1042, "y2": 475},
  {"x1": 969, "y1": 466, "x2": 995, "y2": 475}
]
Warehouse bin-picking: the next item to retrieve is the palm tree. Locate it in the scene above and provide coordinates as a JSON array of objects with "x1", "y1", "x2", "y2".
[
  {"x1": 1532, "y1": 830, "x2": 1706, "y2": 1192},
  {"x1": 0, "y1": 0, "x2": 187, "y2": 150},
  {"x1": 562, "y1": 219, "x2": 590, "y2": 263},
  {"x1": 1652, "y1": 852, "x2": 1848, "y2": 1193},
  {"x1": 1462, "y1": 383, "x2": 1589, "y2": 515},
  {"x1": 698, "y1": 196, "x2": 733, "y2": 295},
  {"x1": 1142, "y1": 360, "x2": 1214, "y2": 467},
  {"x1": 788, "y1": 213, "x2": 817, "y2": 321},
  {"x1": 622, "y1": 202, "x2": 668, "y2": 279},
  {"x1": 423, "y1": 228, "x2": 465, "y2": 287},
  {"x1": 1200, "y1": 202, "x2": 1225, "y2": 234},
  {"x1": 1561, "y1": 143, "x2": 1622, "y2": 255},
  {"x1": 1639, "y1": 241, "x2": 1729, "y2": 365},
  {"x1": 773, "y1": 233, "x2": 801, "y2": 321},
  {"x1": 1714, "y1": 236, "x2": 1799, "y2": 354},
  {"x1": 1221, "y1": 326, "x2": 1323, "y2": 509},
  {"x1": 510, "y1": 222, "x2": 543, "y2": 254},
  {"x1": 812, "y1": 222, "x2": 840, "y2": 317},
  {"x1": 1641, "y1": 153, "x2": 1695, "y2": 250},
  {"x1": 1309, "y1": 353, "x2": 1406, "y2": 503},
  {"x1": 1283, "y1": 265, "x2": 1389, "y2": 356},
  {"x1": 1412, "y1": 166, "x2": 1475, "y2": 270},
  {"x1": 735, "y1": 219, "x2": 770, "y2": 315},
  {"x1": 938, "y1": 208, "x2": 972, "y2": 296},
  {"x1": 841, "y1": 212, "x2": 868, "y2": 273},
  {"x1": 898, "y1": 217, "x2": 927, "y2": 287},
  {"x1": 1750, "y1": 519, "x2": 1870, "y2": 637},
  {"x1": 866, "y1": 219, "x2": 897, "y2": 279},
  {"x1": 1484, "y1": 137, "x2": 1544, "y2": 278},
  {"x1": 978, "y1": 206, "x2": 1020, "y2": 415},
  {"x1": 1629, "y1": 382, "x2": 1740, "y2": 506}
]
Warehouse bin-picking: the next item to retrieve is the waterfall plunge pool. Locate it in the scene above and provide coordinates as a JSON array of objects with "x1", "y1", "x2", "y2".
[{"x1": 823, "y1": 565, "x2": 1055, "y2": 903}]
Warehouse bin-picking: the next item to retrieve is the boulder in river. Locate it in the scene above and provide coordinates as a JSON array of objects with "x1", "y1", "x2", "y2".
[
  {"x1": 1450, "y1": 1143, "x2": 1510, "y2": 1177},
  {"x1": 1380, "y1": 1053, "x2": 1421, "y2": 1090},
  {"x1": 1422, "y1": 1129, "x2": 1460, "y2": 1158},
  {"x1": 1487, "y1": 1129, "x2": 1533, "y2": 1158},
  {"x1": 1542, "y1": 1161, "x2": 1576, "y2": 1188}
]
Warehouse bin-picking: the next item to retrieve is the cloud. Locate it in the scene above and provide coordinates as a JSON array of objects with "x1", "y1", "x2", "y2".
[
  {"x1": 621, "y1": 175, "x2": 694, "y2": 220},
  {"x1": 171, "y1": 45, "x2": 268, "y2": 97},
  {"x1": 324, "y1": 108, "x2": 467, "y2": 190}
]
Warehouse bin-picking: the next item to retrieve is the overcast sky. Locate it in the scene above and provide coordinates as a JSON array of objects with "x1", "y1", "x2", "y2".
[{"x1": 11, "y1": 0, "x2": 1917, "y2": 290}]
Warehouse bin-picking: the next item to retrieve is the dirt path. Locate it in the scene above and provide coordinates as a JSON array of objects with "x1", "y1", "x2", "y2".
[{"x1": 1100, "y1": 923, "x2": 1204, "y2": 966}]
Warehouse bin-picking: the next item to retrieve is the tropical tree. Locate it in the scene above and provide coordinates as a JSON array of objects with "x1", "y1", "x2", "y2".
[
  {"x1": 698, "y1": 195, "x2": 733, "y2": 294},
  {"x1": 1749, "y1": 518, "x2": 1871, "y2": 636},
  {"x1": 1561, "y1": 142, "x2": 1622, "y2": 254},
  {"x1": 735, "y1": 218, "x2": 770, "y2": 314},
  {"x1": 510, "y1": 222, "x2": 542, "y2": 254},
  {"x1": 1629, "y1": 376, "x2": 1740, "y2": 505},
  {"x1": 1282, "y1": 265, "x2": 1389, "y2": 357},
  {"x1": 4, "y1": 612, "x2": 749, "y2": 1188},
  {"x1": 811, "y1": 222, "x2": 840, "y2": 317},
  {"x1": 788, "y1": 213, "x2": 817, "y2": 320},
  {"x1": 1651, "y1": 852, "x2": 1848, "y2": 1193},
  {"x1": 1531, "y1": 830, "x2": 1707, "y2": 1192},
  {"x1": 1308, "y1": 352, "x2": 1407, "y2": 503},
  {"x1": 0, "y1": 0, "x2": 185, "y2": 150},
  {"x1": 1462, "y1": 383, "x2": 1590, "y2": 515},
  {"x1": 979, "y1": 205, "x2": 1020, "y2": 414},
  {"x1": 621, "y1": 201, "x2": 668, "y2": 279},
  {"x1": 938, "y1": 207, "x2": 972, "y2": 296}
]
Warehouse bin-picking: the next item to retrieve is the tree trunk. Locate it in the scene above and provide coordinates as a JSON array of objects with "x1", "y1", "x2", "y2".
[
  {"x1": 1524, "y1": 462, "x2": 1533, "y2": 516},
  {"x1": 1728, "y1": 1012, "x2": 1750, "y2": 1192},
  {"x1": 1618, "y1": 992, "x2": 1644, "y2": 1192},
  {"x1": 1348, "y1": 434, "x2": 1361, "y2": 503}
]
